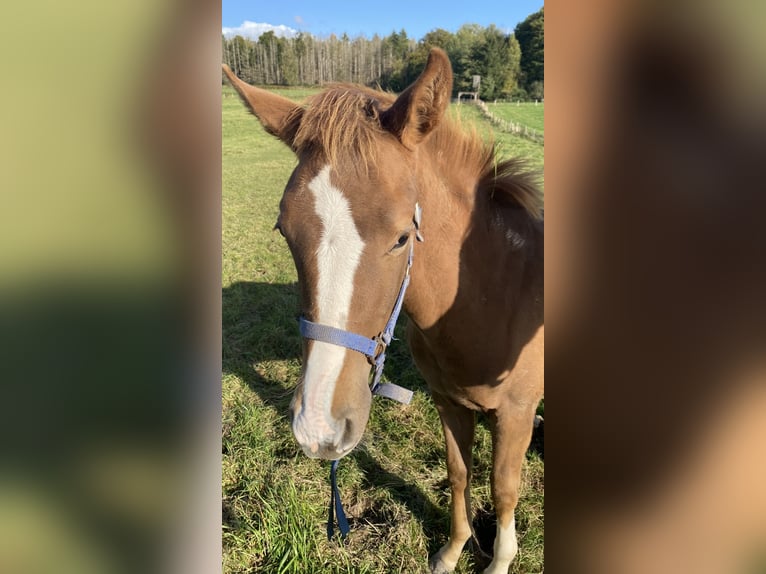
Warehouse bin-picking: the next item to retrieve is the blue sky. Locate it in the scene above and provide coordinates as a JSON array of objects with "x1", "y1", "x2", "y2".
[{"x1": 222, "y1": 0, "x2": 543, "y2": 41}]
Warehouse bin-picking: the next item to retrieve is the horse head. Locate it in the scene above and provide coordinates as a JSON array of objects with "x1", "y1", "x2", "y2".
[{"x1": 224, "y1": 49, "x2": 453, "y2": 460}]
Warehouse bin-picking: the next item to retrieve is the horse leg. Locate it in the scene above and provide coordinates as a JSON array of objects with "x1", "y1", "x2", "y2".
[
  {"x1": 429, "y1": 393, "x2": 476, "y2": 574},
  {"x1": 482, "y1": 403, "x2": 537, "y2": 574}
]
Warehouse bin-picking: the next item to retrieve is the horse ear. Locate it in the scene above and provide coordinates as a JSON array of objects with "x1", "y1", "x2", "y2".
[
  {"x1": 222, "y1": 64, "x2": 302, "y2": 147},
  {"x1": 381, "y1": 48, "x2": 453, "y2": 149}
]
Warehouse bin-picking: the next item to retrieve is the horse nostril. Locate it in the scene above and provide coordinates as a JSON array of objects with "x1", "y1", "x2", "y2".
[
  {"x1": 343, "y1": 418, "x2": 353, "y2": 439},
  {"x1": 333, "y1": 418, "x2": 355, "y2": 452}
]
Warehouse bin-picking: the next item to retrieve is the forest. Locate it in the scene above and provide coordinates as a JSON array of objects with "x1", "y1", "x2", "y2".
[{"x1": 222, "y1": 8, "x2": 543, "y2": 101}]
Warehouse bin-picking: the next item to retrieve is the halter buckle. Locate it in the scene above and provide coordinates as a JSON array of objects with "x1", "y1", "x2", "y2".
[{"x1": 370, "y1": 334, "x2": 387, "y2": 364}]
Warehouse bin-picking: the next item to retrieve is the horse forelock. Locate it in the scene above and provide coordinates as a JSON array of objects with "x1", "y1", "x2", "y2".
[{"x1": 292, "y1": 85, "x2": 396, "y2": 169}]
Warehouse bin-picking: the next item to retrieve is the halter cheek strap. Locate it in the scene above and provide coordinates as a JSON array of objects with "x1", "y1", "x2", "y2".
[
  {"x1": 297, "y1": 203, "x2": 423, "y2": 540},
  {"x1": 298, "y1": 241, "x2": 414, "y2": 405},
  {"x1": 298, "y1": 203, "x2": 423, "y2": 405}
]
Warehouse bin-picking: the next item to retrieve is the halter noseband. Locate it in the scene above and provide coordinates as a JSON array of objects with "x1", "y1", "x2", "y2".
[
  {"x1": 296, "y1": 203, "x2": 423, "y2": 541},
  {"x1": 299, "y1": 241, "x2": 414, "y2": 404}
]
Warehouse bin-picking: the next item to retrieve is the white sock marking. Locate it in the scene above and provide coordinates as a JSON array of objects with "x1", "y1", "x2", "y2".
[{"x1": 483, "y1": 517, "x2": 518, "y2": 574}]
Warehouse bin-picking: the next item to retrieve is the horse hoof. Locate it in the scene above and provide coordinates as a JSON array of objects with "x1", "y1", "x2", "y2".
[{"x1": 428, "y1": 555, "x2": 454, "y2": 574}]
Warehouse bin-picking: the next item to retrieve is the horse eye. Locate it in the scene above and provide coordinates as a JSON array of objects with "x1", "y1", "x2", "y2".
[{"x1": 393, "y1": 233, "x2": 409, "y2": 249}]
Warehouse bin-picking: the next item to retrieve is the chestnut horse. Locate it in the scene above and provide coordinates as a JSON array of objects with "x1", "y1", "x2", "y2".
[{"x1": 223, "y1": 48, "x2": 543, "y2": 574}]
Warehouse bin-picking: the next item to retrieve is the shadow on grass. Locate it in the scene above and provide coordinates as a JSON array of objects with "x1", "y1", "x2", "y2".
[
  {"x1": 352, "y1": 449, "x2": 449, "y2": 554},
  {"x1": 223, "y1": 280, "x2": 543, "y2": 557},
  {"x1": 222, "y1": 279, "x2": 435, "y2": 411},
  {"x1": 223, "y1": 280, "x2": 452, "y2": 544},
  {"x1": 222, "y1": 280, "x2": 301, "y2": 420}
]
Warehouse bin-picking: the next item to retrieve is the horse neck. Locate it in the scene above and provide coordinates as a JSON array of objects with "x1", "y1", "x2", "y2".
[
  {"x1": 403, "y1": 145, "x2": 543, "y2": 334},
  {"x1": 404, "y1": 147, "x2": 478, "y2": 330}
]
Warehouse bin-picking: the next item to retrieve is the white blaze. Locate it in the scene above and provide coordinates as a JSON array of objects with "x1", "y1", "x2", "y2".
[{"x1": 293, "y1": 165, "x2": 365, "y2": 449}]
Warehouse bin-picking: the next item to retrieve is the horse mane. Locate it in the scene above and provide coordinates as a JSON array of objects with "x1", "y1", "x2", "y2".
[
  {"x1": 479, "y1": 156, "x2": 543, "y2": 221},
  {"x1": 288, "y1": 85, "x2": 543, "y2": 221},
  {"x1": 428, "y1": 120, "x2": 544, "y2": 222}
]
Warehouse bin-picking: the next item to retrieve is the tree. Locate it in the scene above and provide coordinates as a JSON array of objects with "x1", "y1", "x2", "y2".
[
  {"x1": 221, "y1": 15, "x2": 538, "y2": 97},
  {"x1": 277, "y1": 36, "x2": 298, "y2": 85},
  {"x1": 258, "y1": 31, "x2": 279, "y2": 84},
  {"x1": 474, "y1": 25, "x2": 521, "y2": 100},
  {"x1": 451, "y1": 24, "x2": 483, "y2": 93},
  {"x1": 502, "y1": 34, "x2": 523, "y2": 98},
  {"x1": 380, "y1": 29, "x2": 414, "y2": 91},
  {"x1": 515, "y1": 7, "x2": 544, "y2": 97}
]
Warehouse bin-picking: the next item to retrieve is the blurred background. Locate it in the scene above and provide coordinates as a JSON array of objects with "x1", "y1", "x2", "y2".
[
  {"x1": 546, "y1": 0, "x2": 766, "y2": 572},
  {"x1": 0, "y1": 0, "x2": 764, "y2": 572},
  {"x1": 0, "y1": 1, "x2": 220, "y2": 573}
]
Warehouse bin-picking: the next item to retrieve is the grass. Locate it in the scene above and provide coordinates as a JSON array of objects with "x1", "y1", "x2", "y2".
[
  {"x1": 222, "y1": 84, "x2": 543, "y2": 573},
  {"x1": 449, "y1": 103, "x2": 544, "y2": 181},
  {"x1": 222, "y1": 85, "x2": 322, "y2": 102}
]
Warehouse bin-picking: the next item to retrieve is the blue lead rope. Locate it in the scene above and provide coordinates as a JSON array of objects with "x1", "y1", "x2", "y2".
[{"x1": 328, "y1": 460, "x2": 350, "y2": 540}]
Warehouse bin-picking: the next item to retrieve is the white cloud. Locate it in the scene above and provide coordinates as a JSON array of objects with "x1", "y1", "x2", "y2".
[{"x1": 222, "y1": 21, "x2": 298, "y2": 40}]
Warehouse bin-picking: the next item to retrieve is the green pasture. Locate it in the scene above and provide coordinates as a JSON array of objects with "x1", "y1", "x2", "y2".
[
  {"x1": 222, "y1": 84, "x2": 544, "y2": 573},
  {"x1": 449, "y1": 103, "x2": 544, "y2": 179},
  {"x1": 485, "y1": 102, "x2": 545, "y2": 134},
  {"x1": 222, "y1": 85, "x2": 323, "y2": 102}
]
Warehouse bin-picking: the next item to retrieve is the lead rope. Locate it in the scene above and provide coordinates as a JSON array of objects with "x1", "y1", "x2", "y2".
[
  {"x1": 327, "y1": 246, "x2": 411, "y2": 542},
  {"x1": 328, "y1": 460, "x2": 350, "y2": 539},
  {"x1": 326, "y1": 204, "x2": 423, "y2": 541},
  {"x1": 326, "y1": 243, "x2": 412, "y2": 542}
]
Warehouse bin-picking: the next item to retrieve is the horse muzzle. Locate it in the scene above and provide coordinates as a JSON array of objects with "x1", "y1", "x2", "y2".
[
  {"x1": 289, "y1": 387, "x2": 369, "y2": 460},
  {"x1": 291, "y1": 411, "x2": 360, "y2": 460}
]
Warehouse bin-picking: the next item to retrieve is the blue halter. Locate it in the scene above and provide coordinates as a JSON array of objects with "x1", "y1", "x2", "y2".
[
  {"x1": 298, "y1": 203, "x2": 423, "y2": 540},
  {"x1": 299, "y1": 242, "x2": 415, "y2": 405}
]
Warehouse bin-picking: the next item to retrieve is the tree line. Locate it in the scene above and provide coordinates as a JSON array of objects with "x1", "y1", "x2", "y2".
[{"x1": 222, "y1": 9, "x2": 544, "y2": 101}]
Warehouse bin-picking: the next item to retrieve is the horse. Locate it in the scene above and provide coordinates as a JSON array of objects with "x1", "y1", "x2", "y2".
[{"x1": 222, "y1": 48, "x2": 544, "y2": 574}]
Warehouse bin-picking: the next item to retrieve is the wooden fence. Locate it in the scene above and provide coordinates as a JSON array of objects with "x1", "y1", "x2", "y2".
[{"x1": 472, "y1": 99, "x2": 544, "y2": 145}]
